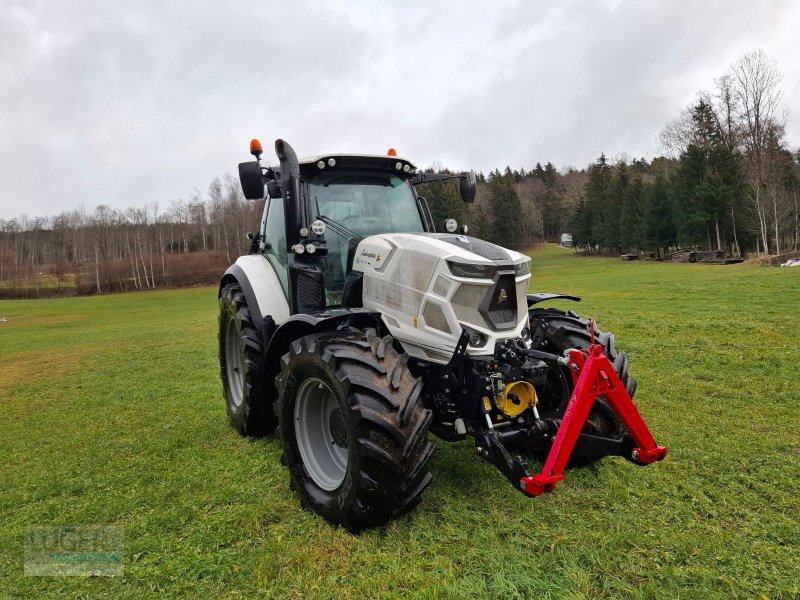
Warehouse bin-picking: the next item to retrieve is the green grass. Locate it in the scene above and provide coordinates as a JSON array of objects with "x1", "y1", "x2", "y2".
[{"x1": 1, "y1": 246, "x2": 798, "y2": 599}]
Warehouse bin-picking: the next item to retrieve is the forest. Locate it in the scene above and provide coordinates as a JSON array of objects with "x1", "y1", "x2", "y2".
[
  {"x1": 1, "y1": 50, "x2": 797, "y2": 298},
  {"x1": 429, "y1": 50, "x2": 799, "y2": 259}
]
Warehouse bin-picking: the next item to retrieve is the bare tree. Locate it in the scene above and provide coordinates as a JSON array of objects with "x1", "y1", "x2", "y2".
[
  {"x1": 658, "y1": 106, "x2": 694, "y2": 158},
  {"x1": 207, "y1": 177, "x2": 229, "y2": 262},
  {"x1": 189, "y1": 189, "x2": 208, "y2": 251},
  {"x1": 729, "y1": 49, "x2": 785, "y2": 254},
  {"x1": 710, "y1": 74, "x2": 738, "y2": 152},
  {"x1": 515, "y1": 178, "x2": 545, "y2": 243},
  {"x1": 169, "y1": 198, "x2": 190, "y2": 254}
]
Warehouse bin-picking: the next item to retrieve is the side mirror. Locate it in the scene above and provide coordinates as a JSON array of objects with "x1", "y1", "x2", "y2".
[
  {"x1": 459, "y1": 171, "x2": 476, "y2": 203},
  {"x1": 238, "y1": 161, "x2": 265, "y2": 200}
]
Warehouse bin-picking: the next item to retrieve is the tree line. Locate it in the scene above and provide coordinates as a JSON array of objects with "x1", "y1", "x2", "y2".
[
  {"x1": 573, "y1": 50, "x2": 798, "y2": 257},
  {"x1": 422, "y1": 50, "x2": 799, "y2": 258},
  {"x1": 1, "y1": 49, "x2": 797, "y2": 298},
  {"x1": 0, "y1": 175, "x2": 262, "y2": 297}
]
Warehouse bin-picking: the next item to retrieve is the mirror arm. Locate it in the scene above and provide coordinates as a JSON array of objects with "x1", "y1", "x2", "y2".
[{"x1": 410, "y1": 173, "x2": 463, "y2": 186}]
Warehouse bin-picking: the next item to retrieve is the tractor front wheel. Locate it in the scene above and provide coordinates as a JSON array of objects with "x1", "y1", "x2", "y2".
[
  {"x1": 529, "y1": 308, "x2": 636, "y2": 449},
  {"x1": 277, "y1": 330, "x2": 434, "y2": 532},
  {"x1": 219, "y1": 283, "x2": 277, "y2": 436}
]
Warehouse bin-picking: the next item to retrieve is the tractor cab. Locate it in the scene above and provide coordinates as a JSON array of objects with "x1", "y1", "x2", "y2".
[{"x1": 239, "y1": 141, "x2": 475, "y2": 313}]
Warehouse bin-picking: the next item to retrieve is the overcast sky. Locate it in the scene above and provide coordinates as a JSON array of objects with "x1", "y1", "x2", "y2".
[{"x1": 1, "y1": 0, "x2": 798, "y2": 219}]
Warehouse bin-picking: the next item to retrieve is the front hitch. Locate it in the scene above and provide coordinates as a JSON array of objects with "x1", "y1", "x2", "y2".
[
  {"x1": 474, "y1": 430, "x2": 532, "y2": 491},
  {"x1": 520, "y1": 343, "x2": 667, "y2": 496},
  {"x1": 473, "y1": 419, "x2": 555, "y2": 493},
  {"x1": 474, "y1": 335, "x2": 667, "y2": 498}
]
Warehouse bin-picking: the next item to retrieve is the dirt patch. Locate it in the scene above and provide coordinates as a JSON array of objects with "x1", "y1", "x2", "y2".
[
  {"x1": 0, "y1": 344, "x2": 97, "y2": 388},
  {"x1": 0, "y1": 314, "x2": 87, "y2": 329}
]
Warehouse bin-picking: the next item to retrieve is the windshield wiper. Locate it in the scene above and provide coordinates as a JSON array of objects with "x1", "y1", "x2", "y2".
[{"x1": 313, "y1": 195, "x2": 364, "y2": 243}]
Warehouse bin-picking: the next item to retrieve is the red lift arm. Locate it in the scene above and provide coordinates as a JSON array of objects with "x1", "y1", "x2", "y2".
[{"x1": 520, "y1": 335, "x2": 667, "y2": 497}]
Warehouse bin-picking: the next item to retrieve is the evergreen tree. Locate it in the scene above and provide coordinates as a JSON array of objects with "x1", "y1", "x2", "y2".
[
  {"x1": 543, "y1": 162, "x2": 558, "y2": 187},
  {"x1": 620, "y1": 177, "x2": 645, "y2": 251},
  {"x1": 644, "y1": 175, "x2": 676, "y2": 256},
  {"x1": 424, "y1": 179, "x2": 465, "y2": 233},
  {"x1": 487, "y1": 170, "x2": 524, "y2": 248},
  {"x1": 672, "y1": 100, "x2": 747, "y2": 249},
  {"x1": 571, "y1": 198, "x2": 593, "y2": 250},
  {"x1": 580, "y1": 154, "x2": 612, "y2": 249},
  {"x1": 600, "y1": 161, "x2": 626, "y2": 250}
]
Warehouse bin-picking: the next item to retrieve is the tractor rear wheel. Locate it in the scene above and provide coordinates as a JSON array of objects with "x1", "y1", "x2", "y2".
[
  {"x1": 277, "y1": 330, "x2": 434, "y2": 532},
  {"x1": 529, "y1": 308, "x2": 636, "y2": 446},
  {"x1": 219, "y1": 283, "x2": 277, "y2": 436}
]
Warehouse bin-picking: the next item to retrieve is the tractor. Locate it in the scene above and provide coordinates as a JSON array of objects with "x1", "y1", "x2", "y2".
[{"x1": 218, "y1": 138, "x2": 666, "y2": 531}]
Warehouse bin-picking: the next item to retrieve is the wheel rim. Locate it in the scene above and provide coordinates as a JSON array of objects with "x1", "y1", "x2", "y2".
[
  {"x1": 224, "y1": 317, "x2": 244, "y2": 408},
  {"x1": 294, "y1": 377, "x2": 349, "y2": 491}
]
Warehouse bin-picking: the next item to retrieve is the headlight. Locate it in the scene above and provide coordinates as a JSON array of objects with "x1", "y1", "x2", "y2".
[
  {"x1": 446, "y1": 259, "x2": 496, "y2": 279},
  {"x1": 469, "y1": 331, "x2": 487, "y2": 347},
  {"x1": 514, "y1": 260, "x2": 531, "y2": 277},
  {"x1": 311, "y1": 219, "x2": 326, "y2": 235}
]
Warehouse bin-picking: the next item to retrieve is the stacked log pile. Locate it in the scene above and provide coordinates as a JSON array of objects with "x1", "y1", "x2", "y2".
[{"x1": 664, "y1": 250, "x2": 743, "y2": 264}]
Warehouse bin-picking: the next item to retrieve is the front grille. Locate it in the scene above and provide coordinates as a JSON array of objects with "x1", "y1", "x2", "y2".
[
  {"x1": 298, "y1": 273, "x2": 324, "y2": 309},
  {"x1": 483, "y1": 273, "x2": 518, "y2": 330},
  {"x1": 450, "y1": 275, "x2": 528, "y2": 332}
]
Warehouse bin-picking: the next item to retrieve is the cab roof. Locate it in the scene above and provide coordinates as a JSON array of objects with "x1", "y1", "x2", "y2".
[{"x1": 270, "y1": 153, "x2": 418, "y2": 179}]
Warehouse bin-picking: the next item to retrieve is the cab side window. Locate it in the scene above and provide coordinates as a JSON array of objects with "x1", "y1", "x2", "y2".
[{"x1": 263, "y1": 196, "x2": 288, "y2": 294}]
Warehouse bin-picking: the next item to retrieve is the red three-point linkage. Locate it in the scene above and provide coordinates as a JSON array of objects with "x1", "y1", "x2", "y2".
[{"x1": 519, "y1": 343, "x2": 667, "y2": 497}]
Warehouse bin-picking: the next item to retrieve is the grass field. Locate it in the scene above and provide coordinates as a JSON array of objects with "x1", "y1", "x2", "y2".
[{"x1": 1, "y1": 246, "x2": 798, "y2": 599}]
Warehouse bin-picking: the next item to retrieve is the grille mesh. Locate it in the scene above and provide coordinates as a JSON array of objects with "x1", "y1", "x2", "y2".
[
  {"x1": 422, "y1": 302, "x2": 452, "y2": 334},
  {"x1": 516, "y1": 278, "x2": 529, "y2": 323},
  {"x1": 451, "y1": 282, "x2": 490, "y2": 327},
  {"x1": 432, "y1": 276, "x2": 451, "y2": 297},
  {"x1": 298, "y1": 273, "x2": 324, "y2": 309}
]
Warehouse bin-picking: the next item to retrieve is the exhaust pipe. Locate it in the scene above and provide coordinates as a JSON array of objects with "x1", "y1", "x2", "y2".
[
  {"x1": 275, "y1": 139, "x2": 302, "y2": 246},
  {"x1": 275, "y1": 139, "x2": 299, "y2": 178}
]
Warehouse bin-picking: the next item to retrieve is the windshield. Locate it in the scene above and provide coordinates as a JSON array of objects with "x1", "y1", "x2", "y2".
[{"x1": 309, "y1": 172, "x2": 424, "y2": 306}]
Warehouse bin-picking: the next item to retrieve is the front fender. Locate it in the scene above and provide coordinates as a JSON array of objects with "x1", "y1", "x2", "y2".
[
  {"x1": 526, "y1": 292, "x2": 581, "y2": 308},
  {"x1": 219, "y1": 255, "x2": 290, "y2": 339},
  {"x1": 263, "y1": 308, "x2": 384, "y2": 387}
]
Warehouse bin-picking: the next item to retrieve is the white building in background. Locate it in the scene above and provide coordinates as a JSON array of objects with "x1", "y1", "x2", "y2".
[{"x1": 560, "y1": 233, "x2": 573, "y2": 247}]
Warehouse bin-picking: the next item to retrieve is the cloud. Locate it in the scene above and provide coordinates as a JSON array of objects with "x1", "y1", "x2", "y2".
[{"x1": 0, "y1": 0, "x2": 798, "y2": 218}]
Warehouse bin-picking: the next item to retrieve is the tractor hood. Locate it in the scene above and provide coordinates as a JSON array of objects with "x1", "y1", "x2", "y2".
[
  {"x1": 351, "y1": 233, "x2": 530, "y2": 273},
  {"x1": 351, "y1": 233, "x2": 532, "y2": 362}
]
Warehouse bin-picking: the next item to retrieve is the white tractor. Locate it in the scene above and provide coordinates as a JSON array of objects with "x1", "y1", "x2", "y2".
[{"x1": 219, "y1": 138, "x2": 659, "y2": 531}]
